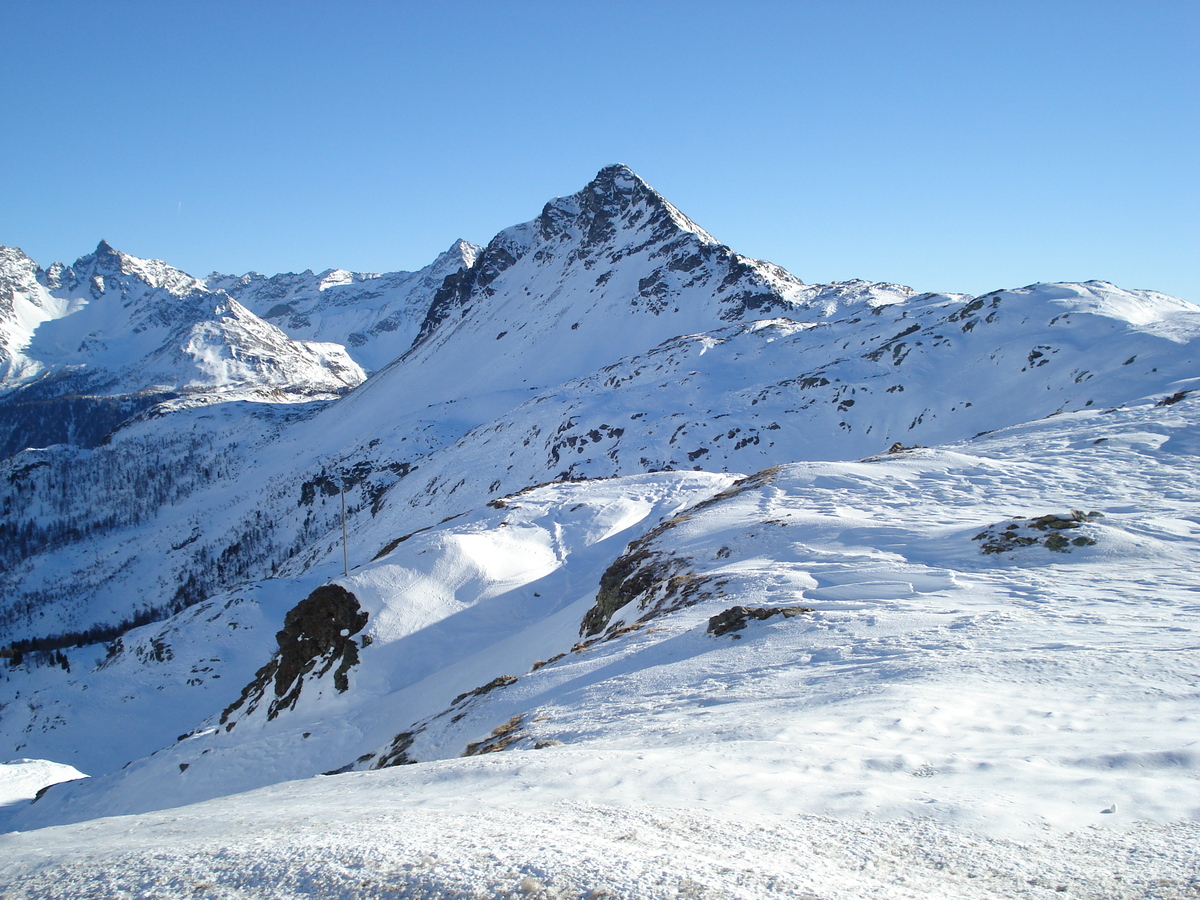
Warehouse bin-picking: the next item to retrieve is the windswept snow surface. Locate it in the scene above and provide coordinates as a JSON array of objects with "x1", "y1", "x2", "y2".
[
  {"x1": 0, "y1": 759, "x2": 85, "y2": 809},
  {"x1": 0, "y1": 769, "x2": 1196, "y2": 899}
]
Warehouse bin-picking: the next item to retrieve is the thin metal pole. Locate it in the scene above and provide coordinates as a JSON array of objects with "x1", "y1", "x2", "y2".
[{"x1": 341, "y1": 480, "x2": 349, "y2": 577}]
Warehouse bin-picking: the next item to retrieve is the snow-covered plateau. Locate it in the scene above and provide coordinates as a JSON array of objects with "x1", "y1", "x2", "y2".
[{"x1": 0, "y1": 166, "x2": 1197, "y2": 898}]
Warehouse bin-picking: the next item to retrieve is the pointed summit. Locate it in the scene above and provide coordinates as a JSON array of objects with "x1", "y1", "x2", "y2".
[
  {"x1": 535, "y1": 165, "x2": 715, "y2": 249},
  {"x1": 430, "y1": 238, "x2": 481, "y2": 273},
  {"x1": 75, "y1": 238, "x2": 128, "y2": 280},
  {"x1": 583, "y1": 163, "x2": 656, "y2": 203}
]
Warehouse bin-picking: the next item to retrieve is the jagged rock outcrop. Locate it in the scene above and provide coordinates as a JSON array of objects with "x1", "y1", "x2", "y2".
[{"x1": 220, "y1": 584, "x2": 368, "y2": 726}]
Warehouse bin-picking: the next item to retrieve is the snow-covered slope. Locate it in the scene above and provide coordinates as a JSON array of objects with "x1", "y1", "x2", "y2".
[
  {"x1": 0, "y1": 759, "x2": 85, "y2": 810},
  {"x1": 8, "y1": 395, "x2": 1199, "y2": 897},
  {"x1": 205, "y1": 239, "x2": 479, "y2": 373},
  {"x1": 4, "y1": 272, "x2": 1191, "y2": 664}
]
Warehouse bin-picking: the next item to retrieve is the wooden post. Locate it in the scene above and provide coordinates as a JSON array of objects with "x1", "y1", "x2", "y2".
[{"x1": 341, "y1": 479, "x2": 349, "y2": 577}]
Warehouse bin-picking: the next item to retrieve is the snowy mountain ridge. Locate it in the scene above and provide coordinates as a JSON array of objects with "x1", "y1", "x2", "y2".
[
  {"x1": 0, "y1": 165, "x2": 1197, "y2": 897},
  {"x1": 204, "y1": 238, "x2": 480, "y2": 373}
]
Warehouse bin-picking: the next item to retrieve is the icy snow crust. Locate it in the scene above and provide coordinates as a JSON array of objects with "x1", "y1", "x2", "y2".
[{"x1": 1, "y1": 166, "x2": 1199, "y2": 896}]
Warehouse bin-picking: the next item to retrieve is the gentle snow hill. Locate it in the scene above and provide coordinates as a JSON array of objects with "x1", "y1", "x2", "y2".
[
  {"x1": 0, "y1": 241, "x2": 365, "y2": 456},
  {"x1": 204, "y1": 239, "x2": 480, "y2": 373},
  {"x1": 0, "y1": 758, "x2": 85, "y2": 809},
  {"x1": 12, "y1": 395, "x2": 1200, "y2": 845}
]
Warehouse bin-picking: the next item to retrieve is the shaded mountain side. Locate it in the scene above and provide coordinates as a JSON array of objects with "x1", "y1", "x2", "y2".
[{"x1": 0, "y1": 389, "x2": 175, "y2": 458}]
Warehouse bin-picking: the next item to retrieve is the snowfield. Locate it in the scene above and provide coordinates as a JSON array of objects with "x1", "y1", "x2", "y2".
[
  {"x1": 1, "y1": 761, "x2": 1197, "y2": 899},
  {"x1": 1, "y1": 166, "x2": 1198, "y2": 897}
]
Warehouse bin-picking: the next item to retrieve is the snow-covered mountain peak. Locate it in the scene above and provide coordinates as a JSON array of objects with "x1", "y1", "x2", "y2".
[
  {"x1": 0, "y1": 247, "x2": 70, "y2": 380},
  {"x1": 0, "y1": 247, "x2": 42, "y2": 303},
  {"x1": 202, "y1": 239, "x2": 483, "y2": 374},
  {"x1": 316, "y1": 269, "x2": 357, "y2": 290},
  {"x1": 0, "y1": 243, "x2": 368, "y2": 456},
  {"x1": 432, "y1": 238, "x2": 480, "y2": 273},
  {"x1": 359, "y1": 166, "x2": 914, "y2": 426},
  {"x1": 2, "y1": 170, "x2": 1199, "y2": 896},
  {"x1": 536, "y1": 163, "x2": 717, "y2": 249},
  {"x1": 66, "y1": 241, "x2": 205, "y2": 298}
]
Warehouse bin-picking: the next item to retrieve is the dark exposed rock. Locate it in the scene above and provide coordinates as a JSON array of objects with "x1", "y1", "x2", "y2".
[
  {"x1": 707, "y1": 605, "x2": 813, "y2": 636},
  {"x1": 580, "y1": 468, "x2": 780, "y2": 637},
  {"x1": 374, "y1": 731, "x2": 418, "y2": 768},
  {"x1": 451, "y1": 674, "x2": 518, "y2": 706},
  {"x1": 463, "y1": 715, "x2": 524, "y2": 756},
  {"x1": 219, "y1": 584, "x2": 368, "y2": 726},
  {"x1": 973, "y1": 510, "x2": 1103, "y2": 555},
  {"x1": 1157, "y1": 390, "x2": 1192, "y2": 407}
]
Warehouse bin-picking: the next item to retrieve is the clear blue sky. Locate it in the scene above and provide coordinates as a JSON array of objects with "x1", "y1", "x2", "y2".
[{"x1": 2, "y1": 0, "x2": 1196, "y2": 301}]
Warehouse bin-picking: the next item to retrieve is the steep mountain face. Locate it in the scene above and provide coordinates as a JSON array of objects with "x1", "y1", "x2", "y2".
[
  {"x1": 0, "y1": 166, "x2": 1197, "y2": 869},
  {"x1": 0, "y1": 242, "x2": 365, "y2": 457},
  {"x1": 0, "y1": 247, "x2": 70, "y2": 382},
  {"x1": 205, "y1": 239, "x2": 479, "y2": 373},
  {"x1": 363, "y1": 164, "x2": 914, "y2": 418}
]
